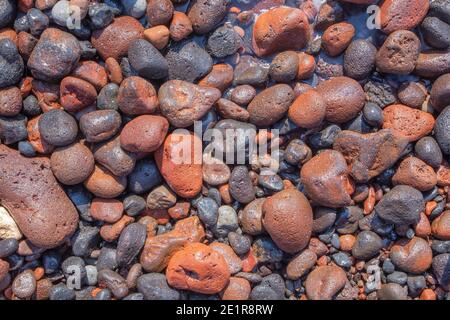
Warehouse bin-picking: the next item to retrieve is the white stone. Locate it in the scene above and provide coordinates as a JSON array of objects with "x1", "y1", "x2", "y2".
[
  {"x1": 121, "y1": 0, "x2": 147, "y2": 19},
  {"x1": 0, "y1": 206, "x2": 22, "y2": 240}
]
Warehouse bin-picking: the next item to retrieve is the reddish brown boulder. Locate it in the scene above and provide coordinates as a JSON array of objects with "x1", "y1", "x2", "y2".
[
  {"x1": 166, "y1": 243, "x2": 230, "y2": 294},
  {"x1": 333, "y1": 129, "x2": 409, "y2": 183},
  {"x1": 288, "y1": 89, "x2": 326, "y2": 129},
  {"x1": 322, "y1": 22, "x2": 355, "y2": 57},
  {"x1": 60, "y1": 76, "x2": 97, "y2": 112},
  {"x1": 140, "y1": 216, "x2": 205, "y2": 272},
  {"x1": 91, "y1": 16, "x2": 144, "y2": 60},
  {"x1": 315, "y1": 76, "x2": 365, "y2": 123},
  {"x1": 0, "y1": 145, "x2": 78, "y2": 248},
  {"x1": 390, "y1": 237, "x2": 432, "y2": 274},
  {"x1": 380, "y1": 0, "x2": 429, "y2": 34},
  {"x1": 155, "y1": 132, "x2": 202, "y2": 198},
  {"x1": 0, "y1": 86, "x2": 22, "y2": 116},
  {"x1": 50, "y1": 142, "x2": 95, "y2": 185},
  {"x1": 262, "y1": 189, "x2": 313, "y2": 254},
  {"x1": 305, "y1": 266, "x2": 347, "y2": 300},
  {"x1": 392, "y1": 157, "x2": 437, "y2": 191},
  {"x1": 376, "y1": 30, "x2": 420, "y2": 74},
  {"x1": 159, "y1": 80, "x2": 221, "y2": 128},
  {"x1": 120, "y1": 115, "x2": 168, "y2": 153},
  {"x1": 252, "y1": 7, "x2": 311, "y2": 57},
  {"x1": 383, "y1": 104, "x2": 435, "y2": 142},
  {"x1": 431, "y1": 210, "x2": 450, "y2": 240},
  {"x1": 301, "y1": 150, "x2": 353, "y2": 208},
  {"x1": 117, "y1": 76, "x2": 159, "y2": 115}
]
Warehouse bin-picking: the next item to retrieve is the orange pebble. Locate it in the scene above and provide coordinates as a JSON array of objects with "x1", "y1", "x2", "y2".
[
  {"x1": 339, "y1": 234, "x2": 356, "y2": 251},
  {"x1": 420, "y1": 288, "x2": 436, "y2": 300},
  {"x1": 363, "y1": 186, "x2": 376, "y2": 215},
  {"x1": 317, "y1": 255, "x2": 329, "y2": 266},
  {"x1": 283, "y1": 179, "x2": 295, "y2": 189},
  {"x1": 229, "y1": 6, "x2": 241, "y2": 14},
  {"x1": 241, "y1": 248, "x2": 257, "y2": 272},
  {"x1": 425, "y1": 201, "x2": 437, "y2": 216},
  {"x1": 219, "y1": 184, "x2": 233, "y2": 205},
  {"x1": 33, "y1": 267, "x2": 45, "y2": 281},
  {"x1": 91, "y1": 287, "x2": 102, "y2": 298}
]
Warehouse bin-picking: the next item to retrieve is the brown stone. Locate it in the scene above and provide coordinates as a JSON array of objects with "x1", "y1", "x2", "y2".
[
  {"x1": 198, "y1": 64, "x2": 234, "y2": 92},
  {"x1": 26, "y1": 116, "x2": 54, "y2": 154},
  {"x1": 216, "y1": 98, "x2": 250, "y2": 122},
  {"x1": 252, "y1": 7, "x2": 310, "y2": 57},
  {"x1": 166, "y1": 242, "x2": 230, "y2": 294},
  {"x1": 50, "y1": 142, "x2": 95, "y2": 185},
  {"x1": 288, "y1": 89, "x2": 326, "y2": 129},
  {"x1": 431, "y1": 210, "x2": 450, "y2": 240},
  {"x1": 100, "y1": 215, "x2": 134, "y2": 242},
  {"x1": 392, "y1": 157, "x2": 437, "y2": 191},
  {"x1": 430, "y1": 74, "x2": 450, "y2": 112},
  {"x1": 60, "y1": 76, "x2": 97, "y2": 112},
  {"x1": 72, "y1": 61, "x2": 108, "y2": 91},
  {"x1": 210, "y1": 242, "x2": 242, "y2": 275},
  {"x1": 397, "y1": 82, "x2": 428, "y2": 109},
  {"x1": 322, "y1": 22, "x2": 355, "y2": 57},
  {"x1": 286, "y1": 249, "x2": 317, "y2": 280},
  {"x1": 91, "y1": 16, "x2": 144, "y2": 60},
  {"x1": 0, "y1": 28, "x2": 17, "y2": 45},
  {"x1": 230, "y1": 85, "x2": 256, "y2": 106},
  {"x1": 120, "y1": 115, "x2": 169, "y2": 153},
  {"x1": 168, "y1": 201, "x2": 190, "y2": 220},
  {"x1": 239, "y1": 198, "x2": 265, "y2": 236},
  {"x1": 169, "y1": 11, "x2": 193, "y2": 41},
  {"x1": 437, "y1": 164, "x2": 450, "y2": 187},
  {"x1": 247, "y1": 84, "x2": 294, "y2": 126},
  {"x1": 31, "y1": 80, "x2": 60, "y2": 112},
  {"x1": 91, "y1": 198, "x2": 124, "y2": 224},
  {"x1": 146, "y1": 0, "x2": 173, "y2": 26},
  {"x1": 140, "y1": 216, "x2": 205, "y2": 272},
  {"x1": 376, "y1": 30, "x2": 420, "y2": 74},
  {"x1": 0, "y1": 86, "x2": 22, "y2": 116},
  {"x1": 84, "y1": 164, "x2": 127, "y2": 199},
  {"x1": 305, "y1": 266, "x2": 347, "y2": 300},
  {"x1": 187, "y1": 0, "x2": 228, "y2": 35},
  {"x1": 159, "y1": 80, "x2": 221, "y2": 128},
  {"x1": 143, "y1": 25, "x2": 170, "y2": 50},
  {"x1": 380, "y1": 0, "x2": 429, "y2": 34},
  {"x1": 414, "y1": 51, "x2": 450, "y2": 78},
  {"x1": 105, "y1": 57, "x2": 123, "y2": 85},
  {"x1": 382, "y1": 104, "x2": 435, "y2": 142},
  {"x1": 297, "y1": 52, "x2": 316, "y2": 80},
  {"x1": 117, "y1": 76, "x2": 159, "y2": 115},
  {"x1": 262, "y1": 189, "x2": 313, "y2": 254},
  {"x1": 221, "y1": 277, "x2": 251, "y2": 300},
  {"x1": 0, "y1": 145, "x2": 78, "y2": 248},
  {"x1": 414, "y1": 212, "x2": 431, "y2": 238},
  {"x1": 390, "y1": 237, "x2": 433, "y2": 274},
  {"x1": 155, "y1": 132, "x2": 202, "y2": 198},
  {"x1": 17, "y1": 31, "x2": 38, "y2": 60},
  {"x1": 333, "y1": 129, "x2": 409, "y2": 183},
  {"x1": 301, "y1": 150, "x2": 353, "y2": 208},
  {"x1": 315, "y1": 76, "x2": 365, "y2": 123},
  {"x1": 93, "y1": 135, "x2": 136, "y2": 177}
]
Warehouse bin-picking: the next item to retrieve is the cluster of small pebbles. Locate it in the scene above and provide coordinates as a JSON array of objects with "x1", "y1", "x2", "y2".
[{"x1": 0, "y1": 0, "x2": 449, "y2": 301}]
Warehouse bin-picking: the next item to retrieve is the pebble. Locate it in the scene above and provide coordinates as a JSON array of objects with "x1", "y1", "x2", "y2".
[
  {"x1": 0, "y1": 146, "x2": 78, "y2": 248},
  {"x1": 166, "y1": 243, "x2": 230, "y2": 294},
  {"x1": 146, "y1": 0, "x2": 173, "y2": 27},
  {"x1": 407, "y1": 275, "x2": 426, "y2": 297},
  {"x1": 251, "y1": 236, "x2": 283, "y2": 264},
  {"x1": 84, "y1": 164, "x2": 127, "y2": 199},
  {"x1": 376, "y1": 30, "x2": 420, "y2": 74},
  {"x1": 397, "y1": 81, "x2": 427, "y2": 109},
  {"x1": 392, "y1": 157, "x2": 437, "y2": 191},
  {"x1": 0, "y1": 86, "x2": 22, "y2": 116},
  {"x1": 143, "y1": 25, "x2": 169, "y2": 50},
  {"x1": 159, "y1": 80, "x2": 221, "y2": 128},
  {"x1": 322, "y1": 22, "x2": 355, "y2": 57},
  {"x1": 28, "y1": 28, "x2": 80, "y2": 81},
  {"x1": 12, "y1": 269, "x2": 36, "y2": 299},
  {"x1": 422, "y1": 16, "x2": 450, "y2": 49},
  {"x1": 155, "y1": 132, "x2": 202, "y2": 198},
  {"x1": 432, "y1": 253, "x2": 450, "y2": 290},
  {"x1": 239, "y1": 198, "x2": 265, "y2": 236},
  {"x1": 435, "y1": 106, "x2": 450, "y2": 155},
  {"x1": 364, "y1": 78, "x2": 397, "y2": 108},
  {"x1": 0, "y1": 238, "x2": 19, "y2": 258},
  {"x1": 286, "y1": 249, "x2": 317, "y2": 280},
  {"x1": 228, "y1": 232, "x2": 251, "y2": 256},
  {"x1": 414, "y1": 51, "x2": 450, "y2": 78},
  {"x1": 197, "y1": 197, "x2": 219, "y2": 228},
  {"x1": 301, "y1": 150, "x2": 353, "y2": 208},
  {"x1": 127, "y1": 158, "x2": 162, "y2": 194},
  {"x1": 316, "y1": 76, "x2": 365, "y2": 123},
  {"x1": 207, "y1": 25, "x2": 242, "y2": 59},
  {"x1": 233, "y1": 55, "x2": 269, "y2": 87},
  {"x1": 98, "y1": 269, "x2": 129, "y2": 299},
  {"x1": 288, "y1": 89, "x2": 326, "y2": 129},
  {"x1": 380, "y1": 0, "x2": 429, "y2": 34},
  {"x1": 262, "y1": 189, "x2": 313, "y2": 254},
  {"x1": 72, "y1": 61, "x2": 107, "y2": 91},
  {"x1": 123, "y1": 195, "x2": 146, "y2": 217},
  {"x1": 210, "y1": 242, "x2": 242, "y2": 275},
  {"x1": 221, "y1": 277, "x2": 251, "y2": 300},
  {"x1": 229, "y1": 166, "x2": 255, "y2": 204},
  {"x1": 430, "y1": 74, "x2": 450, "y2": 112},
  {"x1": 38, "y1": 109, "x2": 78, "y2": 147},
  {"x1": 252, "y1": 7, "x2": 310, "y2": 57},
  {"x1": 312, "y1": 207, "x2": 337, "y2": 234},
  {"x1": 0, "y1": 39, "x2": 24, "y2": 88},
  {"x1": 343, "y1": 39, "x2": 377, "y2": 80},
  {"x1": 269, "y1": 51, "x2": 299, "y2": 83},
  {"x1": 121, "y1": 0, "x2": 146, "y2": 19},
  {"x1": 230, "y1": 85, "x2": 256, "y2": 106},
  {"x1": 166, "y1": 40, "x2": 212, "y2": 82},
  {"x1": 187, "y1": 0, "x2": 228, "y2": 35},
  {"x1": 213, "y1": 205, "x2": 239, "y2": 238},
  {"x1": 116, "y1": 223, "x2": 146, "y2": 267},
  {"x1": 169, "y1": 11, "x2": 193, "y2": 41},
  {"x1": 305, "y1": 266, "x2": 347, "y2": 300},
  {"x1": 377, "y1": 283, "x2": 407, "y2": 300},
  {"x1": 390, "y1": 237, "x2": 433, "y2": 274},
  {"x1": 146, "y1": 185, "x2": 176, "y2": 210},
  {"x1": 351, "y1": 231, "x2": 382, "y2": 260},
  {"x1": 198, "y1": 64, "x2": 234, "y2": 93},
  {"x1": 120, "y1": 115, "x2": 168, "y2": 153},
  {"x1": 136, "y1": 273, "x2": 180, "y2": 300},
  {"x1": 93, "y1": 135, "x2": 136, "y2": 177},
  {"x1": 0, "y1": 0, "x2": 16, "y2": 29},
  {"x1": 97, "y1": 83, "x2": 119, "y2": 110},
  {"x1": 91, "y1": 16, "x2": 143, "y2": 61},
  {"x1": 49, "y1": 283, "x2": 75, "y2": 300},
  {"x1": 362, "y1": 102, "x2": 384, "y2": 127},
  {"x1": 128, "y1": 39, "x2": 168, "y2": 80},
  {"x1": 88, "y1": 3, "x2": 114, "y2": 30},
  {"x1": 247, "y1": 84, "x2": 294, "y2": 126},
  {"x1": 117, "y1": 76, "x2": 158, "y2": 115},
  {"x1": 431, "y1": 210, "x2": 450, "y2": 240},
  {"x1": 383, "y1": 104, "x2": 435, "y2": 142},
  {"x1": 90, "y1": 198, "x2": 123, "y2": 223},
  {"x1": 50, "y1": 142, "x2": 95, "y2": 185}
]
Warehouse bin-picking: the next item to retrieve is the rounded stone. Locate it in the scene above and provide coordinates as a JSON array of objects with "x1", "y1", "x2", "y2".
[
  {"x1": 351, "y1": 231, "x2": 383, "y2": 260},
  {"x1": 239, "y1": 198, "x2": 265, "y2": 236},
  {"x1": 305, "y1": 266, "x2": 347, "y2": 300},
  {"x1": 435, "y1": 106, "x2": 450, "y2": 155},
  {"x1": 392, "y1": 157, "x2": 437, "y2": 191},
  {"x1": 221, "y1": 277, "x2": 251, "y2": 300},
  {"x1": 0, "y1": 86, "x2": 21, "y2": 116},
  {"x1": 187, "y1": 0, "x2": 228, "y2": 35},
  {"x1": 12, "y1": 270, "x2": 36, "y2": 299},
  {"x1": 229, "y1": 166, "x2": 255, "y2": 204},
  {"x1": 90, "y1": 198, "x2": 123, "y2": 224},
  {"x1": 198, "y1": 63, "x2": 234, "y2": 93},
  {"x1": 397, "y1": 82, "x2": 428, "y2": 109},
  {"x1": 136, "y1": 273, "x2": 180, "y2": 300},
  {"x1": 0, "y1": 39, "x2": 24, "y2": 88},
  {"x1": 288, "y1": 89, "x2": 326, "y2": 129},
  {"x1": 380, "y1": 0, "x2": 430, "y2": 34},
  {"x1": 390, "y1": 237, "x2": 433, "y2": 274},
  {"x1": 79, "y1": 110, "x2": 121, "y2": 143},
  {"x1": 170, "y1": 11, "x2": 193, "y2": 41},
  {"x1": 117, "y1": 76, "x2": 159, "y2": 115},
  {"x1": 146, "y1": 0, "x2": 173, "y2": 26},
  {"x1": 143, "y1": 25, "x2": 170, "y2": 50},
  {"x1": 207, "y1": 25, "x2": 242, "y2": 59},
  {"x1": 316, "y1": 76, "x2": 365, "y2": 123},
  {"x1": 431, "y1": 210, "x2": 450, "y2": 240},
  {"x1": 262, "y1": 189, "x2": 313, "y2": 254},
  {"x1": 38, "y1": 109, "x2": 78, "y2": 147},
  {"x1": 50, "y1": 142, "x2": 95, "y2": 185},
  {"x1": 120, "y1": 115, "x2": 169, "y2": 153},
  {"x1": 230, "y1": 85, "x2": 256, "y2": 106},
  {"x1": 93, "y1": 135, "x2": 136, "y2": 177},
  {"x1": 343, "y1": 39, "x2": 377, "y2": 80},
  {"x1": 286, "y1": 249, "x2": 317, "y2": 280},
  {"x1": 128, "y1": 39, "x2": 168, "y2": 80},
  {"x1": 430, "y1": 74, "x2": 450, "y2": 112},
  {"x1": 269, "y1": 51, "x2": 299, "y2": 83},
  {"x1": 84, "y1": 164, "x2": 127, "y2": 199},
  {"x1": 322, "y1": 22, "x2": 355, "y2": 57}
]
